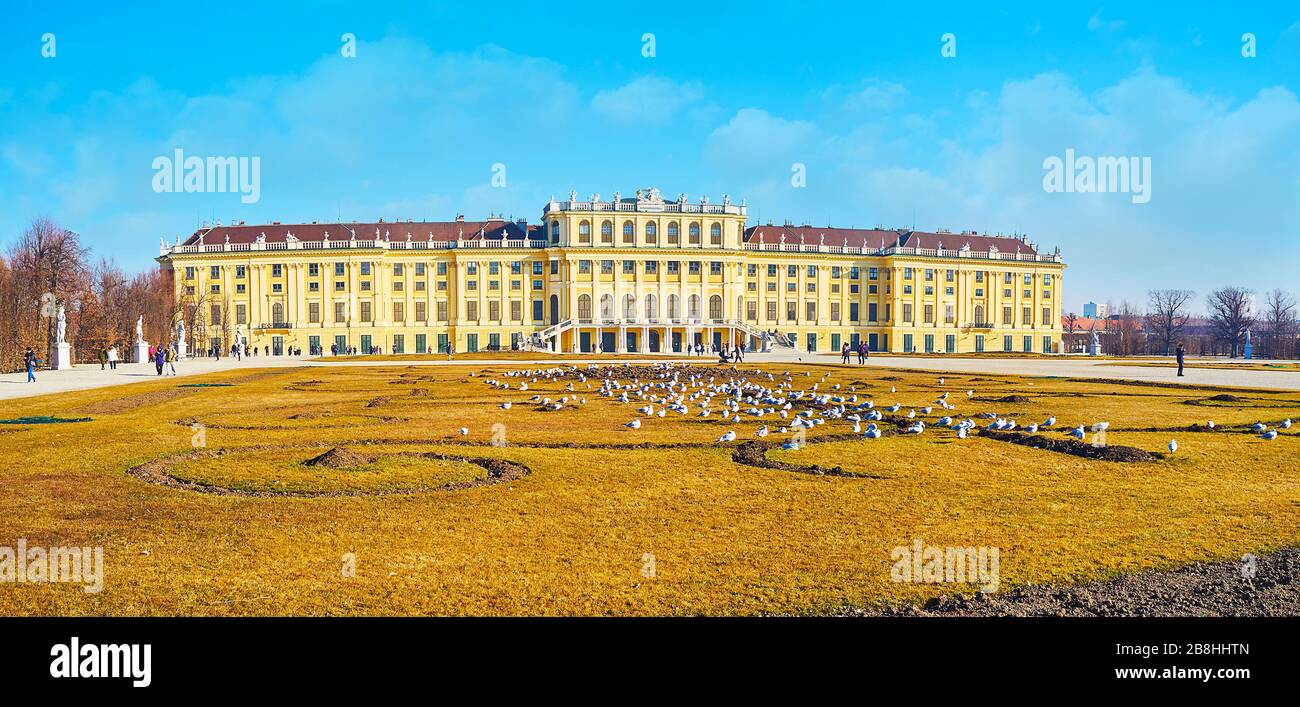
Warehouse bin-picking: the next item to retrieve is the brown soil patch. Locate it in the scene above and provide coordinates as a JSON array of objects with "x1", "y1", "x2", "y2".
[
  {"x1": 305, "y1": 447, "x2": 373, "y2": 469},
  {"x1": 978, "y1": 429, "x2": 1160, "y2": 462},
  {"x1": 77, "y1": 388, "x2": 193, "y2": 415}
]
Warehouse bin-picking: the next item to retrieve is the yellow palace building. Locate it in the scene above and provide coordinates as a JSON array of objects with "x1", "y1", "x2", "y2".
[{"x1": 157, "y1": 188, "x2": 1065, "y2": 356}]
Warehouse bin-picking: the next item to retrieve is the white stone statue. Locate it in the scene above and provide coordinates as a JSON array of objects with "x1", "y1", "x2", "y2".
[
  {"x1": 136, "y1": 315, "x2": 144, "y2": 342},
  {"x1": 176, "y1": 319, "x2": 185, "y2": 340},
  {"x1": 236, "y1": 323, "x2": 244, "y2": 342},
  {"x1": 55, "y1": 305, "x2": 66, "y2": 344}
]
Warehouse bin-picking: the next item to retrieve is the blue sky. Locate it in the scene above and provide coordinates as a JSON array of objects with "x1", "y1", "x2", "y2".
[{"x1": 3, "y1": 1, "x2": 1299, "y2": 313}]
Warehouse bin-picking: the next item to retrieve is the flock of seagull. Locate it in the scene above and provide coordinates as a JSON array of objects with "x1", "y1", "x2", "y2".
[{"x1": 468, "y1": 362, "x2": 1291, "y2": 454}]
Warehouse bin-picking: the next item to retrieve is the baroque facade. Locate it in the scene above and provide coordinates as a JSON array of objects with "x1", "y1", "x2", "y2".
[{"x1": 157, "y1": 188, "x2": 1065, "y2": 356}]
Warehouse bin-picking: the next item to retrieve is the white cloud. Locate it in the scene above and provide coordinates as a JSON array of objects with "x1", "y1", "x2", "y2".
[
  {"x1": 591, "y1": 76, "x2": 705, "y2": 124},
  {"x1": 842, "y1": 79, "x2": 909, "y2": 112}
]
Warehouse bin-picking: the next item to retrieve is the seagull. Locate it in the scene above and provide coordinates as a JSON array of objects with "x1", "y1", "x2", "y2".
[
  {"x1": 956, "y1": 426, "x2": 968, "y2": 439},
  {"x1": 1042, "y1": 416, "x2": 1056, "y2": 428},
  {"x1": 1252, "y1": 422, "x2": 1267, "y2": 433},
  {"x1": 1207, "y1": 421, "x2": 1215, "y2": 429},
  {"x1": 1069, "y1": 425, "x2": 1085, "y2": 440},
  {"x1": 718, "y1": 430, "x2": 737, "y2": 443},
  {"x1": 1284, "y1": 419, "x2": 1293, "y2": 429},
  {"x1": 624, "y1": 419, "x2": 642, "y2": 430},
  {"x1": 756, "y1": 425, "x2": 769, "y2": 438},
  {"x1": 863, "y1": 425, "x2": 882, "y2": 439},
  {"x1": 500, "y1": 402, "x2": 512, "y2": 410},
  {"x1": 1168, "y1": 439, "x2": 1178, "y2": 454},
  {"x1": 1261, "y1": 429, "x2": 1278, "y2": 440},
  {"x1": 458, "y1": 427, "x2": 469, "y2": 436}
]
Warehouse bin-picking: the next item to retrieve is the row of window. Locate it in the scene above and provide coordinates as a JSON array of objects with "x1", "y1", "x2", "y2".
[{"x1": 566, "y1": 220, "x2": 729, "y2": 245}]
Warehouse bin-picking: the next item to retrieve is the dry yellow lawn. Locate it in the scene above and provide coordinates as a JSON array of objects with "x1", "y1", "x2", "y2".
[{"x1": 1, "y1": 360, "x2": 1297, "y2": 616}]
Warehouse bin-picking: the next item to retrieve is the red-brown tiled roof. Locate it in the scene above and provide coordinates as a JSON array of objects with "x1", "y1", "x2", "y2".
[
  {"x1": 742, "y1": 225, "x2": 1037, "y2": 254},
  {"x1": 181, "y1": 219, "x2": 530, "y2": 246}
]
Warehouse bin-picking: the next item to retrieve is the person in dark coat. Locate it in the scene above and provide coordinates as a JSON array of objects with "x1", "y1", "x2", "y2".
[{"x1": 1175, "y1": 342, "x2": 1185, "y2": 377}]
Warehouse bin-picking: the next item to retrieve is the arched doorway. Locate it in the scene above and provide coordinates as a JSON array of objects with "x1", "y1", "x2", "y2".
[{"x1": 550, "y1": 294, "x2": 560, "y2": 325}]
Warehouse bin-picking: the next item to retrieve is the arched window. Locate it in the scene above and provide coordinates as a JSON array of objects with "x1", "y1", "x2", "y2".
[
  {"x1": 577, "y1": 294, "x2": 592, "y2": 320},
  {"x1": 688, "y1": 222, "x2": 701, "y2": 244},
  {"x1": 667, "y1": 222, "x2": 680, "y2": 243},
  {"x1": 645, "y1": 294, "x2": 658, "y2": 320},
  {"x1": 578, "y1": 220, "x2": 591, "y2": 244},
  {"x1": 622, "y1": 221, "x2": 634, "y2": 243},
  {"x1": 600, "y1": 221, "x2": 613, "y2": 243},
  {"x1": 623, "y1": 294, "x2": 636, "y2": 319},
  {"x1": 688, "y1": 294, "x2": 701, "y2": 319},
  {"x1": 709, "y1": 222, "x2": 722, "y2": 244},
  {"x1": 550, "y1": 221, "x2": 560, "y2": 242},
  {"x1": 600, "y1": 294, "x2": 614, "y2": 319},
  {"x1": 709, "y1": 295, "x2": 722, "y2": 320},
  {"x1": 645, "y1": 222, "x2": 657, "y2": 243},
  {"x1": 974, "y1": 305, "x2": 985, "y2": 326},
  {"x1": 668, "y1": 294, "x2": 679, "y2": 319},
  {"x1": 272, "y1": 302, "x2": 284, "y2": 323}
]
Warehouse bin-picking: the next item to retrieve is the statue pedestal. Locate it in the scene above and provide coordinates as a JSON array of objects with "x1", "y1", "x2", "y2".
[
  {"x1": 134, "y1": 341, "x2": 150, "y2": 364},
  {"x1": 1243, "y1": 342, "x2": 1253, "y2": 360},
  {"x1": 176, "y1": 339, "x2": 187, "y2": 360},
  {"x1": 50, "y1": 342, "x2": 72, "y2": 370}
]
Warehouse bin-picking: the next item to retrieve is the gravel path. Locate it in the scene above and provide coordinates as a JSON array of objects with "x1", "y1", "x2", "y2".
[{"x1": 857, "y1": 547, "x2": 1300, "y2": 617}]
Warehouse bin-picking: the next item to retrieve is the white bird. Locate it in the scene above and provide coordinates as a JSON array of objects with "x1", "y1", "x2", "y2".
[
  {"x1": 956, "y1": 426, "x2": 968, "y2": 439},
  {"x1": 1168, "y1": 439, "x2": 1178, "y2": 453},
  {"x1": 1284, "y1": 419, "x2": 1293, "y2": 429},
  {"x1": 756, "y1": 426, "x2": 769, "y2": 438},
  {"x1": 718, "y1": 430, "x2": 737, "y2": 443},
  {"x1": 1042, "y1": 416, "x2": 1056, "y2": 428},
  {"x1": 1069, "y1": 425, "x2": 1085, "y2": 440},
  {"x1": 864, "y1": 425, "x2": 882, "y2": 439},
  {"x1": 1261, "y1": 429, "x2": 1278, "y2": 440},
  {"x1": 624, "y1": 419, "x2": 642, "y2": 430},
  {"x1": 1207, "y1": 421, "x2": 1215, "y2": 429},
  {"x1": 1252, "y1": 422, "x2": 1267, "y2": 433},
  {"x1": 500, "y1": 402, "x2": 512, "y2": 410},
  {"x1": 458, "y1": 427, "x2": 469, "y2": 436}
]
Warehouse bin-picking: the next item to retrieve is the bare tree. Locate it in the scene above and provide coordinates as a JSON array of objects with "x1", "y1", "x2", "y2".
[
  {"x1": 1262, "y1": 289, "x2": 1298, "y2": 360},
  {"x1": 1146, "y1": 289, "x2": 1194, "y2": 356},
  {"x1": 1205, "y1": 287, "x2": 1255, "y2": 358}
]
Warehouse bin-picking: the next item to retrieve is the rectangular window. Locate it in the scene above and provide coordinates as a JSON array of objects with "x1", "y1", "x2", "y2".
[
  {"x1": 1003, "y1": 306, "x2": 1013, "y2": 325},
  {"x1": 924, "y1": 304, "x2": 934, "y2": 324},
  {"x1": 393, "y1": 263, "x2": 404, "y2": 276},
  {"x1": 334, "y1": 302, "x2": 347, "y2": 323},
  {"x1": 393, "y1": 302, "x2": 405, "y2": 322},
  {"x1": 944, "y1": 304, "x2": 955, "y2": 324},
  {"x1": 436, "y1": 301, "x2": 448, "y2": 322},
  {"x1": 510, "y1": 300, "x2": 521, "y2": 321},
  {"x1": 1004, "y1": 335, "x2": 1013, "y2": 351},
  {"x1": 786, "y1": 302, "x2": 797, "y2": 321},
  {"x1": 1043, "y1": 336, "x2": 1053, "y2": 353},
  {"x1": 489, "y1": 301, "x2": 501, "y2": 321},
  {"x1": 1023, "y1": 336, "x2": 1032, "y2": 353},
  {"x1": 710, "y1": 262, "x2": 722, "y2": 276},
  {"x1": 360, "y1": 262, "x2": 371, "y2": 276},
  {"x1": 334, "y1": 263, "x2": 345, "y2": 276},
  {"x1": 1023, "y1": 307, "x2": 1032, "y2": 325},
  {"x1": 805, "y1": 302, "x2": 816, "y2": 321},
  {"x1": 766, "y1": 301, "x2": 777, "y2": 321},
  {"x1": 360, "y1": 302, "x2": 372, "y2": 322},
  {"x1": 465, "y1": 300, "x2": 479, "y2": 320},
  {"x1": 903, "y1": 303, "x2": 913, "y2": 323},
  {"x1": 601, "y1": 260, "x2": 614, "y2": 275},
  {"x1": 235, "y1": 304, "x2": 247, "y2": 325},
  {"x1": 830, "y1": 303, "x2": 841, "y2": 322},
  {"x1": 308, "y1": 303, "x2": 319, "y2": 323},
  {"x1": 904, "y1": 334, "x2": 914, "y2": 352},
  {"x1": 644, "y1": 261, "x2": 657, "y2": 274},
  {"x1": 1043, "y1": 307, "x2": 1051, "y2": 325},
  {"x1": 579, "y1": 260, "x2": 591, "y2": 274},
  {"x1": 210, "y1": 304, "x2": 222, "y2": 325}
]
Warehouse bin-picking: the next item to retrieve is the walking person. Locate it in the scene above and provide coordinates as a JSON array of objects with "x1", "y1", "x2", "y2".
[
  {"x1": 154, "y1": 346, "x2": 165, "y2": 376},
  {"x1": 446, "y1": 341, "x2": 455, "y2": 361},
  {"x1": 841, "y1": 343, "x2": 851, "y2": 364},
  {"x1": 858, "y1": 341, "x2": 868, "y2": 364},
  {"x1": 1175, "y1": 342, "x2": 1186, "y2": 377},
  {"x1": 24, "y1": 348, "x2": 37, "y2": 383},
  {"x1": 107, "y1": 345, "x2": 119, "y2": 370},
  {"x1": 98, "y1": 347, "x2": 108, "y2": 370},
  {"x1": 165, "y1": 345, "x2": 178, "y2": 375}
]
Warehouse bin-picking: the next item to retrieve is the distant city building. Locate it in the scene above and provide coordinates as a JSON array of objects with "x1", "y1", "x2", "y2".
[{"x1": 1082, "y1": 301, "x2": 1108, "y2": 319}]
